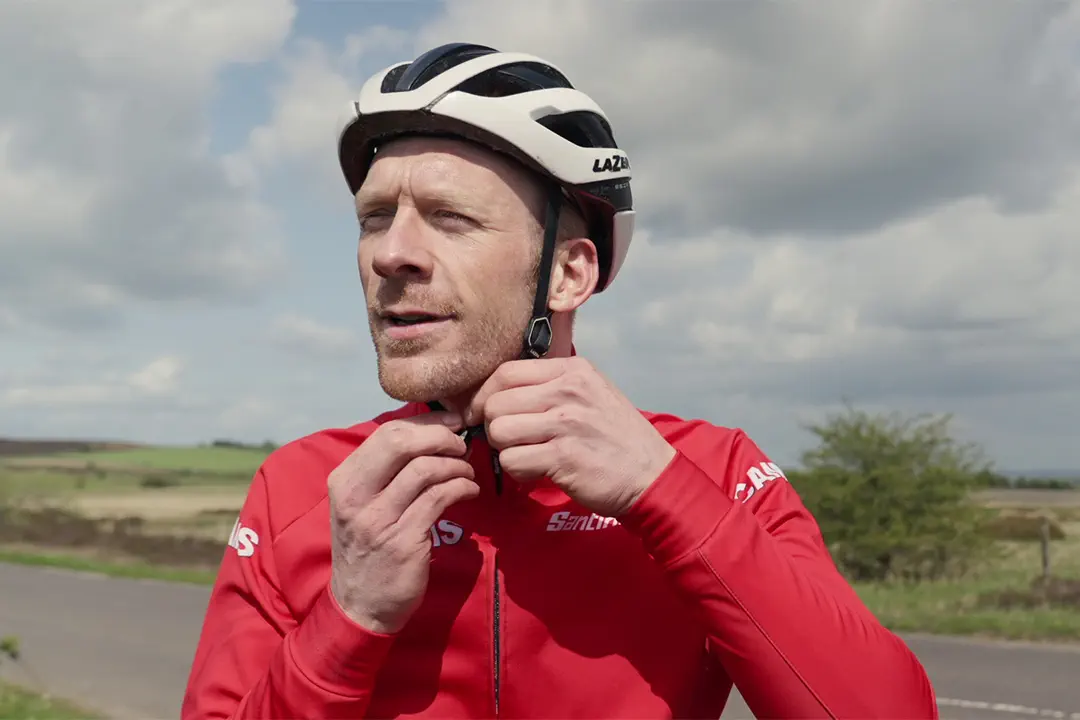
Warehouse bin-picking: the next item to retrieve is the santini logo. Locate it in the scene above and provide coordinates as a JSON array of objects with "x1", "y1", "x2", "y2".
[
  {"x1": 592, "y1": 153, "x2": 630, "y2": 174},
  {"x1": 546, "y1": 511, "x2": 620, "y2": 532},
  {"x1": 429, "y1": 519, "x2": 464, "y2": 547},
  {"x1": 227, "y1": 518, "x2": 260, "y2": 558},
  {"x1": 734, "y1": 461, "x2": 788, "y2": 503}
]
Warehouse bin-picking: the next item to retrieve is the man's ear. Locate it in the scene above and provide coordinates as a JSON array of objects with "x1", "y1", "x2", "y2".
[{"x1": 547, "y1": 236, "x2": 599, "y2": 313}]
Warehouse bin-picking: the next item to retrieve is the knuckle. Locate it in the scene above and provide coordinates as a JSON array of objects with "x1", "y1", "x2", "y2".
[
  {"x1": 487, "y1": 416, "x2": 507, "y2": 444},
  {"x1": 438, "y1": 425, "x2": 463, "y2": 449},
  {"x1": 562, "y1": 370, "x2": 589, "y2": 395},
  {"x1": 552, "y1": 405, "x2": 575, "y2": 425},
  {"x1": 409, "y1": 455, "x2": 444, "y2": 480},
  {"x1": 481, "y1": 392, "x2": 501, "y2": 418},
  {"x1": 381, "y1": 424, "x2": 411, "y2": 453},
  {"x1": 551, "y1": 435, "x2": 574, "y2": 461},
  {"x1": 430, "y1": 480, "x2": 460, "y2": 506},
  {"x1": 381, "y1": 534, "x2": 410, "y2": 563}
]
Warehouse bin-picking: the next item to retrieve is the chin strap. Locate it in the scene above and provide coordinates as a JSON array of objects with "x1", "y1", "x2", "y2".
[
  {"x1": 521, "y1": 187, "x2": 562, "y2": 360},
  {"x1": 427, "y1": 187, "x2": 563, "y2": 440}
]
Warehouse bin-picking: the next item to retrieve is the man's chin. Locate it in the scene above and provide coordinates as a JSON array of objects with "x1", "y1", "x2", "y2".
[{"x1": 376, "y1": 355, "x2": 488, "y2": 405}]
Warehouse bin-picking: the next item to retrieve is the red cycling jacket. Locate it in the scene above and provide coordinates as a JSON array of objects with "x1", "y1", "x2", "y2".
[{"x1": 182, "y1": 401, "x2": 938, "y2": 719}]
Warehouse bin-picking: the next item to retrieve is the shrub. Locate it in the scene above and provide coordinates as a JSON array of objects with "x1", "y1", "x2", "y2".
[{"x1": 790, "y1": 404, "x2": 995, "y2": 583}]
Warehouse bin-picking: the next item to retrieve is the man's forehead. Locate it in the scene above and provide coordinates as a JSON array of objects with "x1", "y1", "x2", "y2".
[{"x1": 356, "y1": 136, "x2": 540, "y2": 209}]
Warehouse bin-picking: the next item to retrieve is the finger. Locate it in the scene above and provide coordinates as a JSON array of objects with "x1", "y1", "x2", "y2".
[
  {"x1": 397, "y1": 475, "x2": 481, "y2": 533},
  {"x1": 497, "y1": 443, "x2": 553, "y2": 481},
  {"x1": 330, "y1": 415, "x2": 466, "y2": 503},
  {"x1": 466, "y1": 359, "x2": 569, "y2": 425},
  {"x1": 487, "y1": 411, "x2": 558, "y2": 450},
  {"x1": 483, "y1": 381, "x2": 559, "y2": 422},
  {"x1": 374, "y1": 455, "x2": 476, "y2": 519}
]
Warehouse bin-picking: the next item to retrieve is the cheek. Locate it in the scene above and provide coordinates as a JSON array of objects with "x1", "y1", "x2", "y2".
[{"x1": 454, "y1": 252, "x2": 534, "y2": 310}]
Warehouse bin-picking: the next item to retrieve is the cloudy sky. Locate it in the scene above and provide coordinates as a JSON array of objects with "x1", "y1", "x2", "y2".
[{"x1": 3, "y1": 0, "x2": 1079, "y2": 473}]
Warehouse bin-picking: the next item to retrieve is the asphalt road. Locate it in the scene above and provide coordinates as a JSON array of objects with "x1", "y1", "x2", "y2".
[{"x1": 2, "y1": 562, "x2": 1078, "y2": 719}]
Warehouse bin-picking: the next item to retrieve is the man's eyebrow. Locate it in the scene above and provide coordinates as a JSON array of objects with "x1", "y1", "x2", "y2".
[
  {"x1": 355, "y1": 188, "x2": 485, "y2": 217},
  {"x1": 354, "y1": 190, "x2": 393, "y2": 215}
]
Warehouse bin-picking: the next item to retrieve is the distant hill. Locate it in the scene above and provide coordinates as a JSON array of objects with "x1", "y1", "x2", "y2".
[
  {"x1": 994, "y1": 469, "x2": 1080, "y2": 489},
  {"x1": 1002, "y1": 469, "x2": 1080, "y2": 484},
  {"x1": 1005, "y1": 469, "x2": 1080, "y2": 482},
  {"x1": 0, "y1": 438, "x2": 144, "y2": 458}
]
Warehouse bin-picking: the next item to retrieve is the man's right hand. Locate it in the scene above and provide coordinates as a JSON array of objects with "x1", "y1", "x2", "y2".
[{"x1": 327, "y1": 411, "x2": 479, "y2": 635}]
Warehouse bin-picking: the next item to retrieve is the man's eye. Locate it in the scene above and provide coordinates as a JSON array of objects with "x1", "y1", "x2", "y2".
[
  {"x1": 359, "y1": 211, "x2": 393, "y2": 233},
  {"x1": 435, "y1": 209, "x2": 471, "y2": 224}
]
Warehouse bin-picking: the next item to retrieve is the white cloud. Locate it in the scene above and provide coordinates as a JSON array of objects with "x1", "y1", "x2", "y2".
[
  {"x1": 597, "y1": 174, "x2": 1080, "y2": 406},
  {"x1": 271, "y1": 313, "x2": 360, "y2": 359},
  {"x1": 0, "y1": 0, "x2": 296, "y2": 331},
  {"x1": 3, "y1": 355, "x2": 186, "y2": 409},
  {"x1": 231, "y1": 25, "x2": 412, "y2": 195},
  {"x1": 418, "y1": 1, "x2": 1080, "y2": 237},
  {"x1": 129, "y1": 356, "x2": 185, "y2": 396}
]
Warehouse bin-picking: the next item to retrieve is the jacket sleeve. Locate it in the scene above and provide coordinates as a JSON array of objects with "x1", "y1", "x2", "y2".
[
  {"x1": 619, "y1": 429, "x2": 938, "y2": 719},
  {"x1": 181, "y1": 467, "x2": 395, "y2": 720}
]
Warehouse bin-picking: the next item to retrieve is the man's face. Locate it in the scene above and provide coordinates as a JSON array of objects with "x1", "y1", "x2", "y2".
[{"x1": 354, "y1": 136, "x2": 543, "y2": 404}]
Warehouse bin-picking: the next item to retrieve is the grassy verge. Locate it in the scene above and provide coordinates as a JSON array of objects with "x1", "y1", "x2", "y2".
[
  {"x1": 0, "y1": 682, "x2": 100, "y2": 720},
  {"x1": 0, "y1": 548, "x2": 217, "y2": 585},
  {"x1": 854, "y1": 513, "x2": 1080, "y2": 642},
  {"x1": 855, "y1": 577, "x2": 1080, "y2": 642}
]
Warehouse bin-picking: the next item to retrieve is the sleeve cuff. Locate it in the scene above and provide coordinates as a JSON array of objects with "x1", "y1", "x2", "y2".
[
  {"x1": 620, "y1": 451, "x2": 736, "y2": 567},
  {"x1": 287, "y1": 585, "x2": 397, "y2": 693}
]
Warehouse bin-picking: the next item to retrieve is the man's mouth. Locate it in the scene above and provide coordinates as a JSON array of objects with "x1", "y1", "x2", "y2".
[
  {"x1": 380, "y1": 311, "x2": 453, "y2": 327},
  {"x1": 389, "y1": 314, "x2": 438, "y2": 326}
]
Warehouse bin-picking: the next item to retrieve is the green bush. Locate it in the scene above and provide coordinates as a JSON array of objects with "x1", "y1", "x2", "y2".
[
  {"x1": 0, "y1": 636, "x2": 18, "y2": 663},
  {"x1": 790, "y1": 404, "x2": 995, "y2": 583}
]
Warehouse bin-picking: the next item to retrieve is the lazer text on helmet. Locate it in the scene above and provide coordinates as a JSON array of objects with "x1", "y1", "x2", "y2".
[{"x1": 592, "y1": 153, "x2": 630, "y2": 173}]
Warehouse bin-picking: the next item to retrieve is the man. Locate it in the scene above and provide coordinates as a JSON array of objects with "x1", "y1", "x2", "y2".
[{"x1": 182, "y1": 43, "x2": 938, "y2": 719}]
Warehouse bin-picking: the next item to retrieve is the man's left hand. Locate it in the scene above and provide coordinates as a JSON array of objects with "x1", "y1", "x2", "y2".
[{"x1": 466, "y1": 357, "x2": 676, "y2": 517}]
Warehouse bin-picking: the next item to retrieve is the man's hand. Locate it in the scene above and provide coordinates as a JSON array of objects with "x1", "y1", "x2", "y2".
[
  {"x1": 327, "y1": 412, "x2": 480, "y2": 635},
  {"x1": 467, "y1": 357, "x2": 676, "y2": 517}
]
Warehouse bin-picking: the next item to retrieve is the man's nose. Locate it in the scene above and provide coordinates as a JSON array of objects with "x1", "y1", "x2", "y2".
[{"x1": 371, "y1": 211, "x2": 434, "y2": 280}]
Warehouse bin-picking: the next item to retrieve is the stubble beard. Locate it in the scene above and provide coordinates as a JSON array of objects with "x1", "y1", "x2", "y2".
[
  {"x1": 372, "y1": 297, "x2": 531, "y2": 404},
  {"x1": 371, "y1": 238, "x2": 545, "y2": 406}
]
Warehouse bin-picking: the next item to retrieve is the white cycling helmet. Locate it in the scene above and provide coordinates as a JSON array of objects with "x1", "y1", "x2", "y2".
[{"x1": 337, "y1": 42, "x2": 635, "y2": 358}]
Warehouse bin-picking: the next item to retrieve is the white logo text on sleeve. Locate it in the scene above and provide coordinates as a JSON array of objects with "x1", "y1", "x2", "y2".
[
  {"x1": 227, "y1": 518, "x2": 260, "y2": 558},
  {"x1": 734, "y1": 462, "x2": 788, "y2": 503}
]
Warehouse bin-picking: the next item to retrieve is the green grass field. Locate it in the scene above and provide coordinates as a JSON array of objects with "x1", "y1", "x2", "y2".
[
  {"x1": 0, "y1": 444, "x2": 265, "y2": 508},
  {"x1": 2, "y1": 444, "x2": 270, "y2": 474},
  {"x1": 0, "y1": 682, "x2": 99, "y2": 720},
  {"x1": 0, "y1": 548, "x2": 217, "y2": 585}
]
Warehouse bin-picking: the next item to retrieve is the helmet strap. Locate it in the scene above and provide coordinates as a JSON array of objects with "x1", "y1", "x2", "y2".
[
  {"x1": 521, "y1": 188, "x2": 562, "y2": 360},
  {"x1": 426, "y1": 188, "x2": 563, "y2": 429}
]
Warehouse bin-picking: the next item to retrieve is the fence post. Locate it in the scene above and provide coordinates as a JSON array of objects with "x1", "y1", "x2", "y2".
[{"x1": 1040, "y1": 515, "x2": 1051, "y2": 581}]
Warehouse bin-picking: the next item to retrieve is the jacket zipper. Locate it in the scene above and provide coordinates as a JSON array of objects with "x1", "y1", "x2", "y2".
[{"x1": 490, "y1": 448, "x2": 503, "y2": 717}]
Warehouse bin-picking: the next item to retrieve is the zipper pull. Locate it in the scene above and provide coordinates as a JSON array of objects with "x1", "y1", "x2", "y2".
[
  {"x1": 490, "y1": 449, "x2": 502, "y2": 495},
  {"x1": 458, "y1": 426, "x2": 502, "y2": 495}
]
